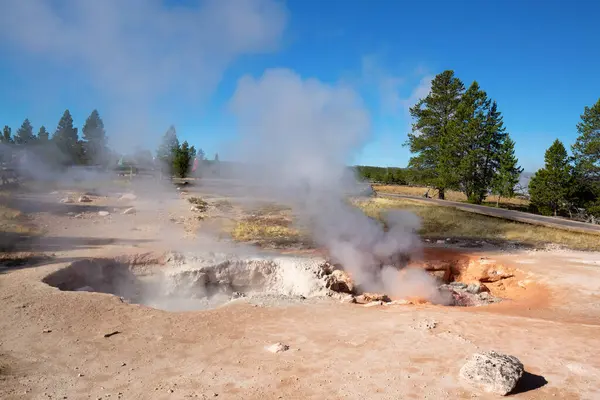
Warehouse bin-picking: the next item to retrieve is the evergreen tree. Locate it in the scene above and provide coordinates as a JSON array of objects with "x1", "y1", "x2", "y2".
[
  {"x1": 450, "y1": 81, "x2": 491, "y2": 202},
  {"x1": 156, "y1": 125, "x2": 180, "y2": 176},
  {"x1": 214, "y1": 153, "x2": 219, "y2": 162},
  {"x1": 52, "y1": 109, "x2": 81, "y2": 165},
  {"x1": 571, "y1": 98, "x2": 600, "y2": 216},
  {"x1": 529, "y1": 139, "x2": 573, "y2": 216},
  {"x1": 15, "y1": 118, "x2": 36, "y2": 145},
  {"x1": 82, "y1": 109, "x2": 108, "y2": 165},
  {"x1": 173, "y1": 141, "x2": 196, "y2": 178},
  {"x1": 1, "y1": 126, "x2": 12, "y2": 144},
  {"x1": 406, "y1": 70, "x2": 465, "y2": 199},
  {"x1": 37, "y1": 126, "x2": 50, "y2": 142},
  {"x1": 197, "y1": 148, "x2": 205, "y2": 161},
  {"x1": 491, "y1": 136, "x2": 523, "y2": 206}
]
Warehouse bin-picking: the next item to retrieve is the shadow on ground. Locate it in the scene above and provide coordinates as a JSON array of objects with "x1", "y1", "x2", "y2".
[{"x1": 509, "y1": 371, "x2": 548, "y2": 395}]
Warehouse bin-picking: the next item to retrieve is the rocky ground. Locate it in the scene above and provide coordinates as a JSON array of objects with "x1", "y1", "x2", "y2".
[{"x1": 1, "y1": 182, "x2": 600, "y2": 399}]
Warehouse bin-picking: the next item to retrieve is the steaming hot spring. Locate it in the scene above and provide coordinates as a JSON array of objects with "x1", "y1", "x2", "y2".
[{"x1": 43, "y1": 249, "x2": 515, "y2": 311}]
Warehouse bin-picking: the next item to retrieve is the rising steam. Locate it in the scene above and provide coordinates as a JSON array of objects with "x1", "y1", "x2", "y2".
[{"x1": 229, "y1": 69, "x2": 437, "y2": 300}]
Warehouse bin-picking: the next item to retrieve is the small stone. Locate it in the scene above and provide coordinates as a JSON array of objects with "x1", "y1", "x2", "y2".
[
  {"x1": 466, "y1": 283, "x2": 487, "y2": 294},
  {"x1": 357, "y1": 293, "x2": 390, "y2": 303},
  {"x1": 77, "y1": 373, "x2": 83, "y2": 377},
  {"x1": 265, "y1": 342, "x2": 289, "y2": 353},
  {"x1": 74, "y1": 213, "x2": 84, "y2": 218},
  {"x1": 436, "y1": 240, "x2": 445, "y2": 244},
  {"x1": 78, "y1": 195, "x2": 92, "y2": 203},
  {"x1": 60, "y1": 197, "x2": 74, "y2": 203},
  {"x1": 122, "y1": 207, "x2": 136, "y2": 215},
  {"x1": 363, "y1": 301, "x2": 383, "y2": 307},
  {"x1": 340, "y1": 295, "x2": 357, "y2": 304},
  {"x1": 459, "y1": 351, "x2": 524, "y2": 395},
  {"x1": 42, "y1": 329, "x2": 52, "y2": 333},
  {"x1": 98, "y1": 211, "x2": 110, "y2": 216}
]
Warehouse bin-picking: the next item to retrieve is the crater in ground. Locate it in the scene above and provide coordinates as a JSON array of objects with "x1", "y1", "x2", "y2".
[{"x1": 42, "y1": 248, "x2": 529, "y2": 311}]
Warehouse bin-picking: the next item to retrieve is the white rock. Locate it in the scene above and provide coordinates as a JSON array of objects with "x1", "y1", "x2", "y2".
[
  {"x1": 60, "y1": 197, "x2": 74, "y2": 203},
  {"x1": 265, "y1": 342, "x2": 289, "y2": 353},
  {"x1": 460, "y1": 351, "x2": 524, "y2": 396},
  {"x1": 98, "y1": 211, "x2": 110, "y2": 217},
  {"x1": 119, "y1": 193, "x2": 137, "y2": 200},
  {"x1": 78, "y1": 195, "x2": 92, "y2": 203},
  {"x1": 75, "y1": 286, "x2": 95, "y2": 292},
  {"x1": 123, "y1": 207, "x2": 136, "y2": 215},
  {"x1": 363, "y1": 301, "x2": 383, "y2": 307}
]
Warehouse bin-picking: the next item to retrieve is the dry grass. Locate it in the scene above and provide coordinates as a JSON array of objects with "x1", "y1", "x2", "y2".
[
  {"x1": 373, "y1": 185, "x2": 529, "y2": 209},
  {"x1": 0, "y1": 200, "x2": 40, "y2": 255},
  {"x1": 229, "y1": 203, "x2": 310, "y2": 248},
  {"x1": 355, "y1": 197, "x2": 600, "y2": 251},
  {"x1": 188, "y1": 196, "x2": 209, "y2": 211}
]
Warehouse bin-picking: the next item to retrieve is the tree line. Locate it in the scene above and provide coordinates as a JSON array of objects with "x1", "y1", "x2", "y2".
[
  {"x1": 529, "y1": 99, "x2": 600, "y2": 218},
  {"x1": 1, "y1": 109, "x2": 219, "y2": 179},
  {"x1": 1, "y1": 109, "x2": 108, "y2": 166}
]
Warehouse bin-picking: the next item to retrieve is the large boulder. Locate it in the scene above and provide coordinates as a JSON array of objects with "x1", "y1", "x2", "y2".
[{"x1": 460, "y1": 351, "x2": 524, "y2": 396}]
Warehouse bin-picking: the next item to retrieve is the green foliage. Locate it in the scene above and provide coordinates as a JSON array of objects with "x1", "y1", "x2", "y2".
[
  {"x1": 15, "y1": 119, "x2": 36, "y2": 145},
  {"x1": 571, "y1": 98, "x2": 600, "y2": 216},
  {"x1": 354, "y1": 166, "x2": 407, "y2": 184},
  {"x1": 82, "y1": 109, "x2": 108, "y2": 165},
  {"x1": 52, "y1": 109, "x2": 82, "y2": 165},
  {"x1": 491, "y1": 137, "x2": 523, "y2": 205},
  {"x1": 172, "y1": 141, "x2": 196, "y2": 178},
  {"x1": 529, "y1": 139, "x2": 573, "y2": 216},
  {"x1": 37, "y1": 126, "x2": 49, "y2": 142},
  {"x1": 406, "y1": 71, "x2": 520, "y2": 204},
  {"x1": 1, "y1": 126, "x2": 13, "y2": 144},
  {"x1": 156, "y1": 125, "x2": 179, "y2": 174},
  {"x1": 406, "y1": 70, "x2": 465, "y2": 199}
]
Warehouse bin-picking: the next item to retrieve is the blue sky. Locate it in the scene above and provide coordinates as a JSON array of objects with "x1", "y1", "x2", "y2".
[{"x1": 0, "y1": 0, "x2": 599, "y2": 172}]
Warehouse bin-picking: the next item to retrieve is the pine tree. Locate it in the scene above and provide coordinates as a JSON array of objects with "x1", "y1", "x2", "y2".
[
  {"x1": 1, "y1": 126, "x2": 12, "y2": 144},
  {"x1": 406, "y1": 70, "x2": 465, "y2": 199},
  {"x1": 82, "y1": 109, "x2": 108, "y2": 165},
  {"x1": 571, "y1": 98, "x2": 600, "y2": 215},
  {"x1": 37, "y1": 126, "x2": 50, "y2": 142},
  {"x1": 450, "y1": 81, "x2": 491, "y2": 203},
  {"x1": 529, "y1": 139, "x2": 573, "y2": 216},
  {"x1": 52, "y1": 110, "x2": 80, "y2": 165},
  {"x1": 214, "y1": 153, "x2": 219, "y2": 162},
  {"x1": 156, "y1": 125, "x2": 180, "y2": 176},
  {"x1": 491, "y1": 137, "x2": 523, "y2": 206},
  {"x1": 173, "y1": 141, "x2": 195, "y2": 178},
  {"x1": 15, "y1": 118, "x2": 36, "y2": 145},
  {"x1": 197, "y1": 148, "x2": 205, "y2": 161}
]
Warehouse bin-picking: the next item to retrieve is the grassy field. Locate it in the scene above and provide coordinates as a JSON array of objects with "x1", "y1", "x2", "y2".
[
  {"x1": 226, "y1": 196, "x2": 600, "y2": 251},
  {"x1": 373, "y1": 184, "x2": 530, "y2": 211},
  {"x1": 356, "y1": 197, "x2": 600, "y2": 251}
]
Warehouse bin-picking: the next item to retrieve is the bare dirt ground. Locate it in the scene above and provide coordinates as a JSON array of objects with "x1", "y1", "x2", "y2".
[{"x1": 1, "y1": 183, "x2": 600, "y2": 399}]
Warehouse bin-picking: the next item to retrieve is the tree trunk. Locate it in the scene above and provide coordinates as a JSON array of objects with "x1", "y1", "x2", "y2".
[
  {"x1": 496, "y1": 196, "x2": 500, "y2": 208},
  {"x1": 438, "y1": 188, "x2": 445, "y2": 200}
]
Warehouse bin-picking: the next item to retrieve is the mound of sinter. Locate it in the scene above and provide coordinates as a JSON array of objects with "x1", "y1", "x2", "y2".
[
  {"x1": 43, "y1": 252, "x2": 503, "y2": 311},
  {"x1": 44, "y1": 252, "x2": 354, "y2": 311}
]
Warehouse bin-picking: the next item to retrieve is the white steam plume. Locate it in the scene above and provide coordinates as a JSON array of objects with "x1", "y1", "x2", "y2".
[{"x1": 229, "y1": 69, "x2": 434, "y2": 299}]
